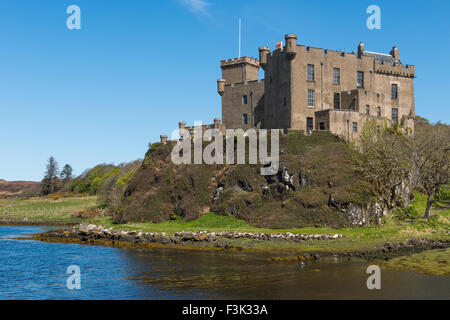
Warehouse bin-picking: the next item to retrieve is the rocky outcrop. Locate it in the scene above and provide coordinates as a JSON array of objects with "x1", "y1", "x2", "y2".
[
  {"x1": 174, "y1": 231, "x2": 344, "y2": 241},
  {"x1": 114, "y1": 131, "x2": 412, "y2": 228},
  {"x1": 34, "y1": 224, "x2": 449, "y2": 261},
  {"x1": 340, "y1": 238, "x2": 450, "y2": 260},
  {"x1": 37, "y1": 224, "x2": 344, "y2": 245}
]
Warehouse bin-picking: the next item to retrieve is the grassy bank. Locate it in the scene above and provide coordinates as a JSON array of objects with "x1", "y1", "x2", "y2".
[
  {"x1": 381, "y1": 249, "x2": 450, "y2": 276},
  {"x1": 0, "y1": 196, "x2": 97, "y2": 225},
  {"x1": 1, "y1": 189, "x2": 449, "y2": 254}
]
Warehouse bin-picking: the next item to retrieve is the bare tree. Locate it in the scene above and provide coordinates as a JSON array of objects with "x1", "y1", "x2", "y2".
[
  {"x1": 352, "y1": 120, "x2": 412, "y2": 212},
  {"x1": 411, "y1": 123, "x2": 450, "y2": 221}
]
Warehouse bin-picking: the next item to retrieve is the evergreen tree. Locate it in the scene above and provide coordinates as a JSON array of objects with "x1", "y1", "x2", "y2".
[
  {"x1": 60, "y1": 164, "x2": 73, "y2": 181},
  {"x1": 41, "y1": 156, "x2": 59, "y2": 195}
]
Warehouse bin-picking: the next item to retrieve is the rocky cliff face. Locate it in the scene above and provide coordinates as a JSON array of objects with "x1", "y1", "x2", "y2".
[{"x1": 112, "y1": 131, "x2": 410, "y2": 229}]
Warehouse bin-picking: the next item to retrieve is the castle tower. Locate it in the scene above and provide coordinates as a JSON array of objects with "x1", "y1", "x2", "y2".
[
  {"x1": 285, "y1": 34, "x2": 298, "y2": 57},
  {"x1": 217, "y1": 79, "x2": 226, "y2": 96},
  {"x1": 259, "y1": 46, "x2": 270, "y2": 70},
  {"x1": 219, "y1": 57, "x2": 260, "y2": 84},
  {"x1": 213, "y1": 118, "x2": 221, "y2": 129}
]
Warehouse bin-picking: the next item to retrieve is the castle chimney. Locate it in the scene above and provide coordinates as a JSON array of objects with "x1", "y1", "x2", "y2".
[
  {"x1": 179, "y1": 121, "x2": 186, "y2": 130},
  {"x1": 358, "y1": 41, "x2": 365, "y2": 57},
  {"x1": 285, "y1": 34, "x2": 298, "y2": 57},
  {"x1": 160, "y1": 135, "x2": 168, "y2": 145},
  {"x1": 213, "y1": 118, "x2": 221, "y2": 129},
  {"x1": 259, "y1": 46, "x2": 270, "y2": 70},
  {"x1": 390, "y1": 46, "x2": 400, "y2": 61},
  {"x1": 217, "y1": 79, "x2": 226, "y2": 96}
]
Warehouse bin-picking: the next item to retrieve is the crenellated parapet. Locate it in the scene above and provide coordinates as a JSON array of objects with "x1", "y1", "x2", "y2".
[
  {"x1": 220, "y1": 56, "x2": 260, "y2": 85},
  {"x1": 220, "y1": 57, "x2": 260, "y2": 68},
  {"x1": 374, "y1": 61, "x2": 415, "y2": 78}
]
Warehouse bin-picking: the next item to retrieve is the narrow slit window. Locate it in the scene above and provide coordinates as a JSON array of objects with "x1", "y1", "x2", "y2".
[
  {"x1": 391, "y1": 84, "x2": 398, "y2": 99},
  {"x1": 308, "y1": 90, "x2": 315, "y2": 107},
  {"x1": 333, "y1": 68, "x2": 340, "y2": 84},
  {"x1": 307, "y1": 117, "x2": 314, "y2": 132},
  {"x1": 334, "y1": 93, "x2": 341, "y2": 109},
  {"x1": 307, "y1": 64, "x2": 315, "y2": 81},
  {"x1": 357, "y1": 71, "x2": 364, "y2": 88}
]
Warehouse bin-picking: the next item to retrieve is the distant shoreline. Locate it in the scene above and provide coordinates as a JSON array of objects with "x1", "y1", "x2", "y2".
[{"x1": 0, "y1": 220, "x2": 77, "y2": 227}]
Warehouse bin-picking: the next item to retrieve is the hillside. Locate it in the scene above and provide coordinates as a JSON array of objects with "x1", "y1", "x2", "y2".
[
  {"x1": 112, "y1": 131, "x2": 379, "y2": 229},
  {"x1": 0, "y1": 180, "x2": 40, "y2": 198}
]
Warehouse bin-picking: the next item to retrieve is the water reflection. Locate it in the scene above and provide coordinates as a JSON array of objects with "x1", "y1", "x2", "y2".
[{"x1": 0, "y1": 226, "x2": 448, "y2": 300}]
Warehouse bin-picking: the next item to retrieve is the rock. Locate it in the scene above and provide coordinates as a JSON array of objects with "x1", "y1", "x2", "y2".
[{"x1": 299, "y1": 174, "x2": 307, "y2": 188}]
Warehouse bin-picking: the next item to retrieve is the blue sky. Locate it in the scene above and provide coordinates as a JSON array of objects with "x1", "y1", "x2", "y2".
[{"x1": 0, "y1": 0, "x2": 449, "y2": 181}]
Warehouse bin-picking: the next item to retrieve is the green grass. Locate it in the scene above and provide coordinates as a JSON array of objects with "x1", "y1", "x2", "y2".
[
  {"x1": 0, "y1": 196, "x2": 97, "y2": 224},
  {"x1": 1, "y1": 187, "x2": 449, "y2": 254},
  {"x1": 381, "y1": 248, "x2": 450, "y2": 276}
]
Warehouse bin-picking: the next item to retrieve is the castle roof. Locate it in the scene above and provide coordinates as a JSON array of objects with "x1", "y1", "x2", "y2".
[{"x1": 363, "y1": 51, "x2": 399, "y2": 64}]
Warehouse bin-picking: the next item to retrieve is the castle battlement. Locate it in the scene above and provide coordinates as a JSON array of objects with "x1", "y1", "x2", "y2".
[
  {"x1": 220, "y1": 57, "x2": 260, "y2": 68},
  {"x1": 323, "y1": 49, "x2": 347, "y2": 57},
  {"x1": 374, "y1": 62, "x2": 415, "y2": 78}
]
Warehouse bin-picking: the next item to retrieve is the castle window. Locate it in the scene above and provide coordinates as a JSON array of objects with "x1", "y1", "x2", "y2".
[
  {"x1": 333, "y1": 68, "x2": 340, "y2": 84},
  {"x1": 353, "y1": 122, "x2": 358, "y2": 133},
  {"x1": 391, "y1": 84, "x2": 398, "y2": 99},
  {"x1": 242, "y1": 95, "x2": 248, "y2": 105},
  {"x1": 308, "y1": 90, "x2": 315, "y2": 107},
  {"x1": 243, "y1": 114, "x2": 248, "y2": 125},
  {"x1": 366, "y1": 105, "x2": 370, "y2": 115},
  {"x1": 392, "y1": 108, "x2": 398, "y2": 122},
  {"x1": 333, "y1": 93, "x2": 341, "y2": 109},
  {"x1": 283, "y1": 96, "x2": 287, "y2": 107},
  {"x1": 357, "y1": 71, "x2": 364, "y2": 88},
  {"x1": 307, "y1": 64, "x2": 315, "y2": 81},
  {"x1": 377, "y1": 106, "x2": 381, "y2": 117},
  {"x1": 307, "y1": 117, "x2": 314, "y2": 132}
]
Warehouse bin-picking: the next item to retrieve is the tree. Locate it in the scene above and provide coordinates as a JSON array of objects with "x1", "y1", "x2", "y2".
[
  {"x1": 60, "y1": 164, "x2": 73, "y2": 181},
  {"x1": 351, "y1": 120, "x2": 412, "y2": 212},
  {"x1": 410, "y1": 123, "x2": 450, "y2": 221},
  {"x1": 41, "y1": 156, "x2": 60, "y2": 195}
]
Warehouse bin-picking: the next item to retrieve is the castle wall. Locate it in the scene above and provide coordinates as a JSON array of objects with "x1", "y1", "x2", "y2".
[
  {"x1": 221, "y1": 80, "x2": 264, "y2": 129},
  {"x1": 263, "y1": 50, "x2": 291, "y2": 129},
  {"x1": 289, "y1": 47, "x2": 375, "y2": 131},
  {"x1": 316, "y1": 110, "x2": 387, "y2": 141},
  {"x1": 373, "y1": 68, "x2": 415, "y2": 127}
]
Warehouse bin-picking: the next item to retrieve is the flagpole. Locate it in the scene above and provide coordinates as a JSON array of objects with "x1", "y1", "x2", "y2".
[{"x1": 238, "y1": 18, "x2": 241, "y2": 58}]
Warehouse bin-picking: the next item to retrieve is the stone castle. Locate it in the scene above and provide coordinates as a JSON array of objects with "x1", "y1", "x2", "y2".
[
  {"x1": 218, "y1": 34, "x2": 415, "y2": 139},
  {"x1": 160, "y1": 33, "x2": 415, "y2": 144}
]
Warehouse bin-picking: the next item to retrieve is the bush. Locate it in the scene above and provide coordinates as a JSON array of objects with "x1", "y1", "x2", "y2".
[{"x1": 394, "y1": 206, "x2": 419, "y2": 223}]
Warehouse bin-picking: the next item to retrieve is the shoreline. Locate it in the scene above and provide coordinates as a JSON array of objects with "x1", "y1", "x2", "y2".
[
  {"x1": 0, "y1": 221, "x2": 78, "y2": 227},
  {"x1": 21, "y1": 223, "x2": 450, "y2": 260}
]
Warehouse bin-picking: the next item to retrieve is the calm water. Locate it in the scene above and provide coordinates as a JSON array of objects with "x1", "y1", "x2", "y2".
[{"x1": 0, "y1": 226, "x2": 448, "y2": 300}]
